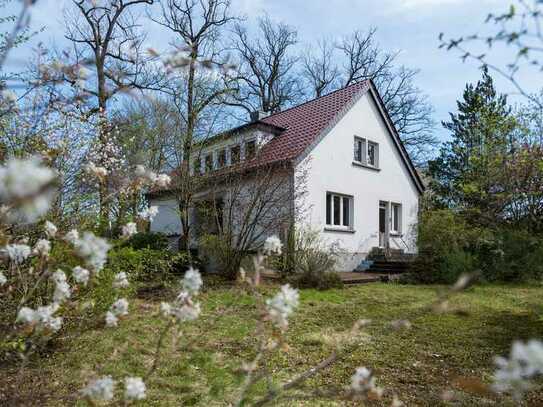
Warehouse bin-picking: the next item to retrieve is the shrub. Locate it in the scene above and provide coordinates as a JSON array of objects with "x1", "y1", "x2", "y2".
[
  {"x1": 121, "y1": 232, "x2": 170, "y2": 251},
  {"x1": 107, "y1": 246, "x2": 195, "y2": 283},
  {"x1": 199, "y1": 234, "x2": 243, "y2": 280},
  {"x1": 413, "y1": 209, "x2": 543, "y2": 283},
  {"x1": 289, "y1": 268, "x2": 344, "y2": 290},
  {"x1": 279, "y1": 228, "x2": 344, "y2": 290}
]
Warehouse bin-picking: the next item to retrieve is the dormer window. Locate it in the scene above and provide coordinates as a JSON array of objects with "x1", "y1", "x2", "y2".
[
  {"x1": 217, "y1": 149, "x2": 227, "y2": 169},
  {"x1": 353, "y1": 136, "x2": 379, "y2": 169},
  {"x1": 230, "y1": 145, "x2": 241, "y2": 165},
  {"x1": 204, "y1": 153, "x2": 213, "y2": 172},
  {"x1": 245, "y1": 140, "x2": 257, "y2": 159}
]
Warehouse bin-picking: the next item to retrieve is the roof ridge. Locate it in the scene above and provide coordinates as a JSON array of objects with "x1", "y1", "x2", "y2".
[{"x1": 263, "y1": 80, "x2": 370, "y2": 122}]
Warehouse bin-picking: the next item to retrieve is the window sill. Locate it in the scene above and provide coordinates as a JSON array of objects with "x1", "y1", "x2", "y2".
[
  {"x1": 352, "y1": 161, "x2": 381, "y2": 172},
  {"x1": 390, "y1": 233, "x2": 403, "y2": 237},
  {"x1": 324, "y1": 227, "x2": 356, "y2": 234}
]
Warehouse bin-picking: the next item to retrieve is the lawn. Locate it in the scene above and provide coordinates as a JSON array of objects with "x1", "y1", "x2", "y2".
[{"x1": 3, "y1": 282, "x2": 543, "y2": 406}]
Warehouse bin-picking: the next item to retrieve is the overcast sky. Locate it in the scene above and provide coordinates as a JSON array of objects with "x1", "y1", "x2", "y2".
[{"x1": 5, "y1": 0, "x2": 533, "y2": 142}]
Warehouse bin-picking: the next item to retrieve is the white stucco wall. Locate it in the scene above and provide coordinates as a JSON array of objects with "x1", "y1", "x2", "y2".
[{"x1": 295, "y1": 92, "x2": 421, "y2": 271}]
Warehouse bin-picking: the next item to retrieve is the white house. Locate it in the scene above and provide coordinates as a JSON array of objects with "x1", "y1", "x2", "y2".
[{"x1": 148, "y1": 80, "x2": 425, "y2": 272}]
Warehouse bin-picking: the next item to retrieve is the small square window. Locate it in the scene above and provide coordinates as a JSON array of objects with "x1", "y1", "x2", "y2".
[
  {"x1": 353, "y1": 136, "x2": 379, "y2": 168},
  {"x1": 230, "y1": 145, "x2": 241, "y2": 165}
]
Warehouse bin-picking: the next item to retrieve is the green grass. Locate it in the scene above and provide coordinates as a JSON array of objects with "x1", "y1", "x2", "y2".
[{"x1": 4, "y1": 283, "x2": 543, "y2": 406}]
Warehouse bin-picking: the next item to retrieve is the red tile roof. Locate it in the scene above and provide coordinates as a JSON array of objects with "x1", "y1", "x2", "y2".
[{"x1": 256, "y1": 80, "x2": 371, "y2": 165}]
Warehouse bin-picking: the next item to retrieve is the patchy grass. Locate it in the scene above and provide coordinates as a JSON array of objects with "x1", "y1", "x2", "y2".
[{"x1": 2, "y1": 283, "x2": 543, "y2": 406}]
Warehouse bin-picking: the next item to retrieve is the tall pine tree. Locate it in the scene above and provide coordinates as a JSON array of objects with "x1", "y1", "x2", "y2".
[{"x1": 429, "y1": 67, "x2": 517, "y2": 226}]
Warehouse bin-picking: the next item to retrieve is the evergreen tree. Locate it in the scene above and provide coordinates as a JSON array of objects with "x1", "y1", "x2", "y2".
[{"x1": 428, "y1": 67, "x2": 517, "y2": 226}]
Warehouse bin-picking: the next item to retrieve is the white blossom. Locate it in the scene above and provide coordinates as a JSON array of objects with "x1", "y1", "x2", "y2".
[
  {"x1": 33, "y1": 239, "x2": 51, "y2": 257},
  {"x1": 105, "y1": 311, "x2": 118, "y2": 328},
  {"x1": 124, "y1": 377, "x2": 146, "y2": 401},
  {"x1": 72, "y1": 266, "x2": 90, "y2": 286},
  {"x1": 350, "y1": 367, "x2": 379, "y2": 394},
  {"x1": 4, "y1": 244, "x2": 31, "y2": 265},
  {"x1": 51, "y1": 270, "x2": 71, "y2": 303},
  {"x1": 139, "y1": 206, "x2": 159, "y2": 221},
  {"x1": 265, "y1": 284, "x2": 299, "y2": 330},
  {"x1": 16, "y1": 307, "x2": 35, "y2": 324},
  {"x1": 0, "y1": 271, "x2": 6, "y2": 286},
  {"x1": 16, "y1": 303, "x2": 62, "y2": 332},
  {"x1": 493, "y1": 340, "x2": 543, "y2": 399},
  {"x1": 154, "y1": 174, "x2": 171, "y2": 188},
  {"x1": 84, "y1": 162, "x2": 108, "y2": 178},
  {"x1": 64, "y1": 229, "x2": 79, "y2": 244},
  {"x1": 170, "y1": 302, "x2": 201, "y2": 322},
  {"x1": 113, "y1": 272, "x2": 129, "y2": 289},
  {"x1": 263, "y1": 235, "x2": 283, "y2": 255},
  {"x1": 135, "y1": 165, "x2": 146, "y2": 177},
  {"x1": 0, "y1": 157, "x2": 56, "y2": 223},
  {"x1": 121, "y1": 222, "x2": 138, "y2": 239},
  {"x1": 160, "y1": 302, "x2": 172, "y2": 317},
  {"x1": 110, "y1": 298, "x2": 129, "y2": 316},
  {"x1": 2, "y1": 89, "x2": 17, "y2": 103},
  {"x1": 44, "y1": 221, "x2": 58, "y2": 238},
  {"x1": 73, "y1": 232, "x2": 111, "y2": 271},
  {"x1": 81, "y1": 376, "x2": 116, "y2": 402},
  {"x1": 182, "y1": 267, "x2": 203, "y2": 294}
]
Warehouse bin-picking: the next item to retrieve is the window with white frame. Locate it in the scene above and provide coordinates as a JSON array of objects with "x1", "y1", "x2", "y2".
[
  {"x1": 217, "y1": 149, "x2": 227, "y2": 169},
  {"x1": 326, "y1": 192, "x2": 353, "y2": 228},
  {"x1": 230, "y1": 145, "x2": 241, "y2": 165},
  {"x1": 353, "y1": 136, "x2": 379, "y2": 168},
  {"x1": 245, "y1": 139, "x2": 257, "y2": 159},
  {"x1": 391, "y1": 203, "x2": 402, "y2": 234}
]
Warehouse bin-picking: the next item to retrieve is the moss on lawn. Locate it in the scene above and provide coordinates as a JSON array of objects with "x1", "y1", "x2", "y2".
[{"x1": 2, "y1": 283, "x2": 543, "y2": 406}]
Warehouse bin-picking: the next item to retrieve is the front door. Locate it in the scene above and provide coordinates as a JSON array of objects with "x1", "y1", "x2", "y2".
[{"x1": 379, "y1": 202, "x2": 388, "y2": 249}]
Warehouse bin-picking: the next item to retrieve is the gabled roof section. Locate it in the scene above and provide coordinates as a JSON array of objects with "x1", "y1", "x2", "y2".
[
  {"x1": 256, "y1": 80, "x2": 371, "y2": 166},
  {"x1": 257, "y1": 79, "x2": 424, "y2": 194}
]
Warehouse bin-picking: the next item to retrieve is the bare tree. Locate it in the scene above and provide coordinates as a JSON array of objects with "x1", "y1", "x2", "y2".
[
  {"x1": 230, "y1": 15, "x2": 301, "y2": 114},
  {"x1": 151, "y1": 0, "x2": 237, "y2": 251},
  {"x1": 338, "y1": 28, "x2": 397, "y2": 88},
  {"x1": 62, "y1": 0, "x2": 161, "y2": 115},
  {"x1": 52, "y1": 0, "x2": 162, "y2": 230},
  {"x1": 198, "y1": 160, "x2": 308, "y2": 279},
  {"x1": 302, "y1": 28, "x2": 436, "y2": 165},
  {"x1": 302, "y1": 38, "x2": 338, "y2": 98}
]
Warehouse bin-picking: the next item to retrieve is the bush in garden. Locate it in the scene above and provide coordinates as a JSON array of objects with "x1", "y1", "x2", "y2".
[
  {"x1": 274, "y1": 227, "x2": 343, "y2": 290},
  {"x1": 121, "y1": 231, "x2": 170, "y2": 251}
]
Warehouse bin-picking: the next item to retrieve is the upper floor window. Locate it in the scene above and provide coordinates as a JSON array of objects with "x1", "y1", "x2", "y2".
[
  {"x1": 326, "y1": 192, "x2": 353, "y2": 228},
  {"x1": 353, "y1": 136, "x2": 379, "y2": 168},
  {"x1": 245, "y1": 140, "x2": 257, "y2": 159},
  {"x1": 217, "y1": 149, "x2": 227, "y2": 169},
  {"x1": 230, "y1": 145, "x2": 241, "y2": 165}
]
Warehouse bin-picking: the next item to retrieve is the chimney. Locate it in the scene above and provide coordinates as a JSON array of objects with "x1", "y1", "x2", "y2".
[{"x1": 250, "y1": 110, "x2": 270, "y2": 122}]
